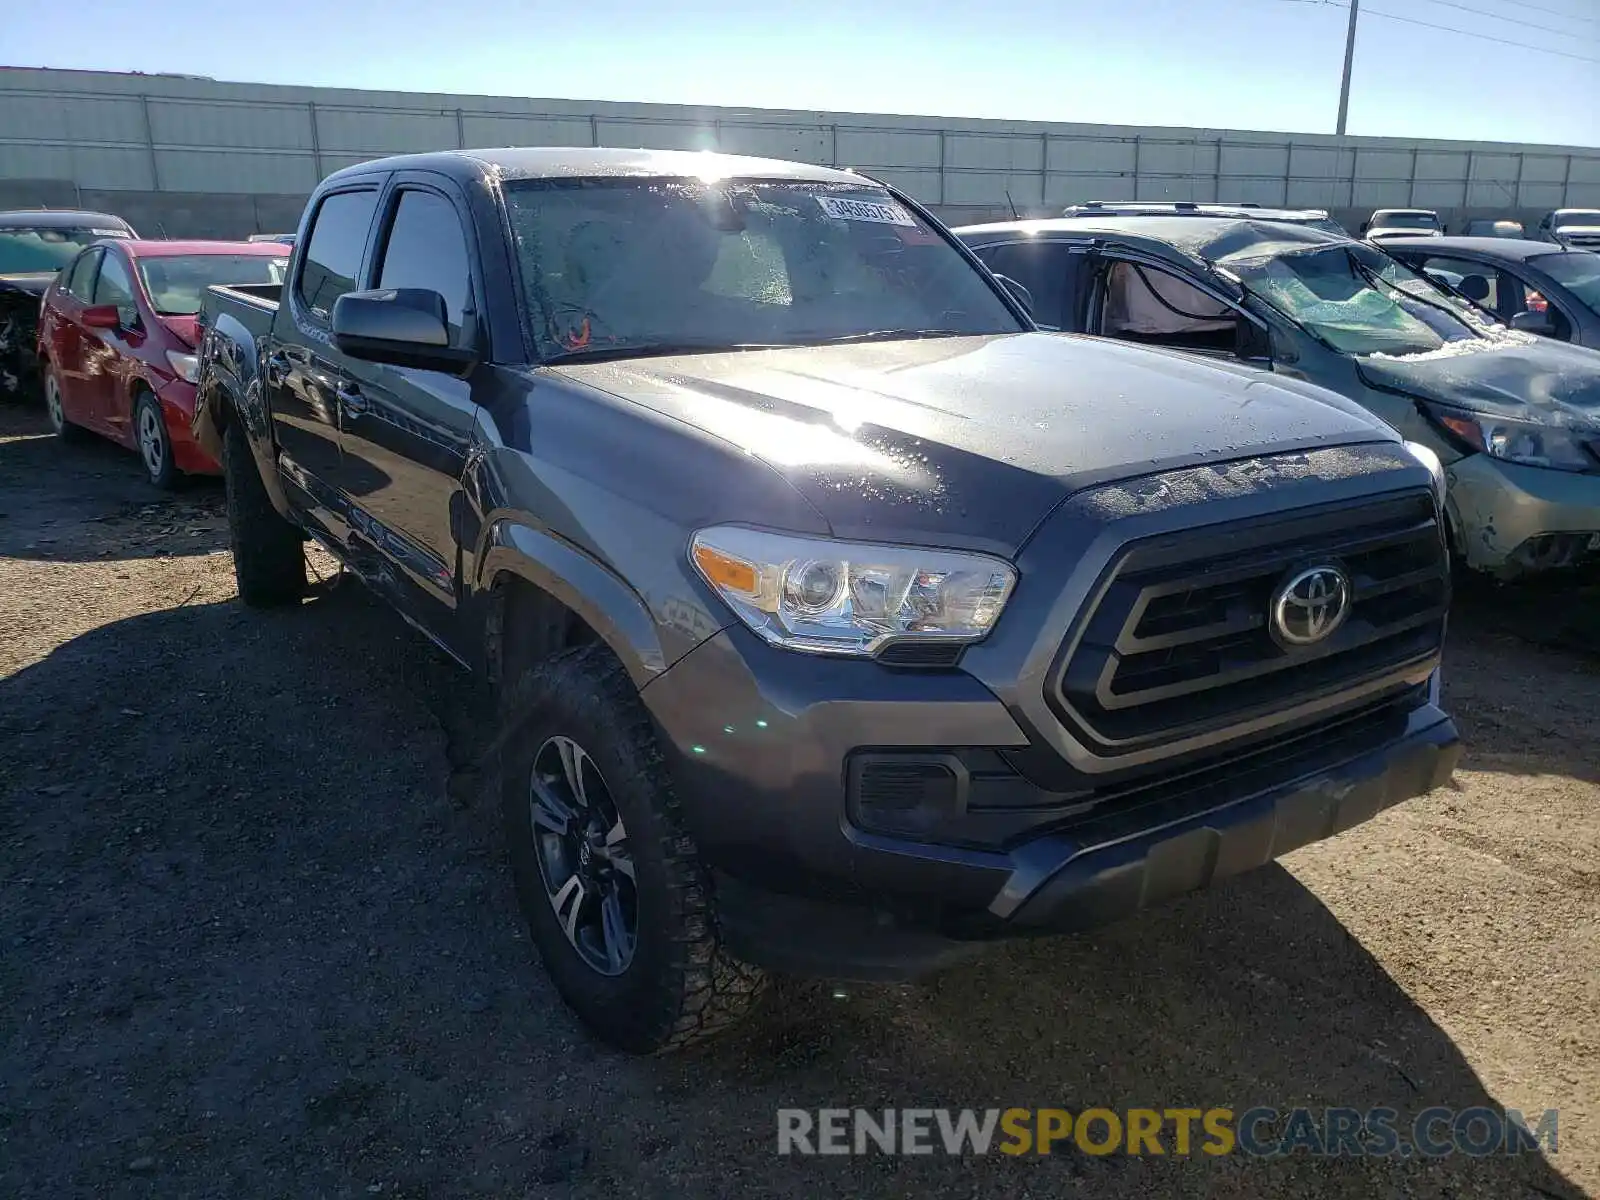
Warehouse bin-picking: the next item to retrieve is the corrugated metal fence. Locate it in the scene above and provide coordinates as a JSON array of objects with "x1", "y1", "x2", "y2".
[{"x1": 3, "y1": 67, "x2": 1598, "y2": 237}]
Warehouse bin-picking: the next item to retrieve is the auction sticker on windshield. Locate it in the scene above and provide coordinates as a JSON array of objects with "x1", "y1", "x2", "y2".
[{"x1": 818, "y1": 196, "x2": 917, "y2": 227}]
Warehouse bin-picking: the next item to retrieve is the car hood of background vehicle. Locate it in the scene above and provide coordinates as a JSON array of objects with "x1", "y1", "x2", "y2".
[
  {"x1": 555, "y1": 332, "x2": 1393, "y2": 553},
  {"x1": 0, "y1": 271, "x2": 56, "y2": 297},
  {"x1": 1357, "y1": 338, "x2": 1600, "y2": 427}
]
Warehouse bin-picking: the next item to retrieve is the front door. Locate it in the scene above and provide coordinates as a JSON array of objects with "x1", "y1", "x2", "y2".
[
  {"x1": 332, "y1": 178, "x2": 482, "y2": 630},
  {"x1": 80, "y1": 247, "x2": 145, "y2": 442},
  {"x1": 266, "y1": 183, "x2": 382, "y2": 538}
]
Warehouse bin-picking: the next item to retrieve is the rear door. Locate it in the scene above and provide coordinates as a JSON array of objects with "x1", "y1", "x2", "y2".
[
  {"x1": 48, "y1": 249, "x2": 104, "y2": 425},
  {"x1": 268, "y1": 182, "x2": 382, "y2": 538},
  {"x1": 331, "y1": 174, "x2": 483, "y2": 628}
]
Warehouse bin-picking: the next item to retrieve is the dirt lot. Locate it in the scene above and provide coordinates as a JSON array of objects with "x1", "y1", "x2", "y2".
[{"x1": 2, "y1": 402, "x2": 1597, "y2": 1199}]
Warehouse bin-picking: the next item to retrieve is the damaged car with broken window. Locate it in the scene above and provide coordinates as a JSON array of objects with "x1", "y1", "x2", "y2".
[
  {"x1": 959, "y1": 212, "x2": 1600, "y2": 576},
  {"x1": 0, "y1": 209, "x2": 136, "y2": 401}
]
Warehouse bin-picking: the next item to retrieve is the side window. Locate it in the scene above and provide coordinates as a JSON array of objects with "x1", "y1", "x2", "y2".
[
  {"x1": 1418, "y1": 256, "x2": 1498, "y2": 312},
  {"x1": 978, "y1": 241, "x2": 1072, "y2": 329},
  {"x1": 93, "y1": 252, "x2": 137, "y2": 314},
  {"x1": 375, "y1": 189, "x2": 472, "y2": 342},
  {"x1": 1098, "y1": 259, "x2": 1239, "y2": 355},
  {"x1": 1505, "y1": 273, "x2": 1574, "y2": 340},
  {"x1": 66, "y1": 249, "x2": 101, "y2": 299},
  {"x1": 296, "y1": 188, "x2": 379, "y2": 321}
]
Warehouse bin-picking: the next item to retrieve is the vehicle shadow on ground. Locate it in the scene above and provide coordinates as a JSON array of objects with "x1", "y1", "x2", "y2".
[
  {"x1": 0, "y1": 412, "x2": 227, "y2": 563},
  {"x1": 0, "y1": 582, "x2": 1586, "y2": 1198}
]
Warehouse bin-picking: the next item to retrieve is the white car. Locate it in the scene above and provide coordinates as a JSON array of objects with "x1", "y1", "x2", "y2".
[{"x1": 1362, "y1": 208, "x2": 1443, "y2": 242}]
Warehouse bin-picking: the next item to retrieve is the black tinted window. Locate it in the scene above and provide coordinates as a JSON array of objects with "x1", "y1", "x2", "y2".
[
  {"x1": 297, "y1": 189, "x2": 378, "y2": 320},
  {"x1": 978, "y1": 241, "x2": 1072, "y2": 328},
  {"x1": 66, "y1": 250, "x2": 100, "y2": 298},
  {"x1": 376, "y1": 190, "x2": 471, "y2": 341}
]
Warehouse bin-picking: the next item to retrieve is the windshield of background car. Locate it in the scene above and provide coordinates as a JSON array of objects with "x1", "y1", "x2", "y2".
[
  {"x1": 137, "y1": 254, "x2": 289, "y2": 315},
  {"x1": 0, "y1": 227, "x2": 126, "y2": 274},
  {"x1": 1232, "y1": 242, "x2": 1490, "y2": 356},
  {"x1": 1554, "y1": 210, "x2": 1600, "y2": 230},
  {"x1": 1530, "y1": 253, "x2": 1600, "y2": 315},
  {"x1": 503, "y1": 177, "x2": 1024, "y2": 359},
  {"x1": 1375, "y1": 213, "x2": 1440, "y2": 230}
]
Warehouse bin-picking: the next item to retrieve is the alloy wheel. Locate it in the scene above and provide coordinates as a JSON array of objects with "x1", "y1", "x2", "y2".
[
  {"x1": 139, "y1": 402, "x2": 167, "y2": 480},
  {"x1": 529, "y1": 735, "x2": 638, "y2": 976},
  {"x1": 45, "y1": 375, "x2": 65, "y2": 433}
]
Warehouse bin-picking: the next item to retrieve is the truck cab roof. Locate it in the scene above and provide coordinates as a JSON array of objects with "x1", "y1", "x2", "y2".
[{"x1": 322, "y1": 146, "x2": 869, "y2": 188}]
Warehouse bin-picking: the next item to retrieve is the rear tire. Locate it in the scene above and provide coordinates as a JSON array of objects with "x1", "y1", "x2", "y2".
[
  {"x1": 43, "y1": 369, "x2": 88, "y2": 443},
  {"x1": 223, "y1": 419, "x2": 306, "y2": 606},
  {"x1": 134, "y1": 391, "x2": 178, "y2": 490},
  {"x1": 499, "y1": 644, "x2": 766, "y2": 1053}
]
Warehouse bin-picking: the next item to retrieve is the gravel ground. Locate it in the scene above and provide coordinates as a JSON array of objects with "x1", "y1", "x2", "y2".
[{"x1": 2, "y1": 403, "x2": 1596, "y2": 1199}]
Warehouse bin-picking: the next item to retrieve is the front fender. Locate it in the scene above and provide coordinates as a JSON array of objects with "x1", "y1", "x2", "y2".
[{"x1": 478, "y1": 518, "x2": 674, "y2": 688}]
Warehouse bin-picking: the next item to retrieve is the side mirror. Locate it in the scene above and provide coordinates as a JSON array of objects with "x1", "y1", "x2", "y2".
[
  {"x1": 81, "y1": 304, "x2": 121, "y2": 329},
  {"x1": 991, "y1": 273, "x2": 1034, "y2": 318},
  {"x1": 331, "y1": 288, "x2": 474, "y2": 372},
  {"x1": 1510, "y1": 310, "x2": 1555, "y2": 336}
]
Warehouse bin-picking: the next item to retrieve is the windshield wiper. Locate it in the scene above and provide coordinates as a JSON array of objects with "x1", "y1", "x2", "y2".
[{"x1": 1345, "y1": 249, "x2": 1485, "y2": 336}]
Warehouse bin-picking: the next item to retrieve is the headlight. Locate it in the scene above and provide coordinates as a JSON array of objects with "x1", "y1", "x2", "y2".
[
  {"x1": 1401, "y1": 440, "x2": 1447, "y2": 506},
  {"x1": 165, "y1": 349, "x2": 200, "y2": 384},
  {"x1": 689, "y1": 526, "x2": 1017, "y2": 657},
  {"x1": 1421, "y1": 404, "x2": 1596, "y2": 473}
]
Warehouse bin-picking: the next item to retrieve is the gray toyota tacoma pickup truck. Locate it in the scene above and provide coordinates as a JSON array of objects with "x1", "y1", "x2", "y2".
[{"x1": 194, "y1": 147, "x2": 1460, "y2": 1053}]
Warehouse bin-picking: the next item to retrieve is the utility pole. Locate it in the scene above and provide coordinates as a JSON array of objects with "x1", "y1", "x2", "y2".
[{"x1": 1335, "y1": 0, "x2": 1361, "y2": 135}]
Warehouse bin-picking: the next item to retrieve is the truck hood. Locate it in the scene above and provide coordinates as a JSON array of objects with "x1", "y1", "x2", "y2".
[
  {"x1": 555, "y1": 332, "x2": 1393, "y2": 554},
  {"x1": 1356, "y1": 337, "x2": 1600, "y2": 428},
  {"x1": 0, "y1": 271, "x2": 56, "y2": 298}
]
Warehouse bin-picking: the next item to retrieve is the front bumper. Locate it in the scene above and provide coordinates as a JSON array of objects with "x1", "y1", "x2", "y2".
[
  {"x1": 1448, "y1": 452, "x2": 1600, "y2": 574},
  {"x1": 642, "y1": 624, "x2": 1459, "y2": 980},
  {"x1": 156, "y1": 377, "x2": 221, "y2": 475}
]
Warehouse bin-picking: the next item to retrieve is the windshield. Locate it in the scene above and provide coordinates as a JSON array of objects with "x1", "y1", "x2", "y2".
[
  {"x1": 1530, "y1": 252, "x2": 1600, "y2": 315},
  {"x1": 137, "y1": 254, "x2": 289, "y2": 315},
  {"x1": 503, "y1": 178, "x2": 1023, "y2": 360},
  {"x1": 1555, "y1": 210, "x2": 1600, "y2": 230},
  {"x1": 1232, "y1": 242, "x2": 1491, "y2": 356},
  {"x1": 1374, "y1": 212, "x2": 1440, "y2": 231},
  {"x1": 0, "y1": 227, "x2": 126, "y2": 274}
]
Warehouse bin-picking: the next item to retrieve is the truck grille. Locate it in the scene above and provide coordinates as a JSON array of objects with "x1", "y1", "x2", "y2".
[{"x1": 1051, "y1": 489, "x2": 1447, "y2": 753}]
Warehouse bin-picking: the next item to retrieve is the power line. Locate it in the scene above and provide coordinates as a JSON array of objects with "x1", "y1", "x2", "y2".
[
  {"x1": 1496, "y1": 0, "x2": 1600, "y2": 24},
  {"x1": 1417, "y1": 0, "x2": 1599, "y2": 33},
  {"x1": 1275, "y1": 0, "x2": 1600, "y2": 64},
  {"x1": 1363, "y1": 5, "x2": 1600, "y2": 61}
]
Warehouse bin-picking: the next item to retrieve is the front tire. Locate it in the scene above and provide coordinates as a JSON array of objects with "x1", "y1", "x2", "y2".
[
  {"x1": 134, "y1": 391, "x2": 178, "y2": 489},
  {"x1": 223, "y1": 420, "x2": 306, "y2": 606},
  {"x1": 499, "y1": 644, "x2": 766, "y2": 1053}
]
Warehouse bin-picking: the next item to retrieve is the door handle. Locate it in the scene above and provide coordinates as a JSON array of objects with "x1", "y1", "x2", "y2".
[{"x1": 337, "y1": 385, "x2": 369, "y2": 417}]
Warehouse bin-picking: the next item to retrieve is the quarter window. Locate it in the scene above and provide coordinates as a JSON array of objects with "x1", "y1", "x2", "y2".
[
  {"x1": 375, "y1": 189, "x2": 472, "y2": 342},
  {"x1": 297, "y1": 189, "x2": 379, "y2": 321}
]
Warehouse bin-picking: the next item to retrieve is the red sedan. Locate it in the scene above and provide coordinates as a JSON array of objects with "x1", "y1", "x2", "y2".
[{"x1": 37, "y1": 239, "x2": 289, "y2": 487}]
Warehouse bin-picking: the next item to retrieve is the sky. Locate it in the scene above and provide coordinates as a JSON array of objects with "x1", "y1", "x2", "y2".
[{"x1": 5, "y1": 0, "x2": 1599, "y2": 146}]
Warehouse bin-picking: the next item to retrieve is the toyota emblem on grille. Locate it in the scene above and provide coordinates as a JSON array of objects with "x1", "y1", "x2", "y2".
[{"x1": 1270, "y1": 565, "x2": 1351, "y2": 647}]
